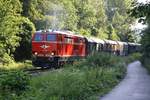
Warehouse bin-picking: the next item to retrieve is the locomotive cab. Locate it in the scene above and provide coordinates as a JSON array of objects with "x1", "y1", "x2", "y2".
[
  {"x1": 32, "y1": 30, "x2": 86, "y2": 67},
  {"x1": 32, "y1": 33, "x2": 57, "y2": 56},
  {"x1": 32, "y1": 31, "x2": 59, "y2": 67}
]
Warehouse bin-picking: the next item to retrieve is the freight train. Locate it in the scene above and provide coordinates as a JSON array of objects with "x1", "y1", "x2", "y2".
[{"x1": 32, "y1": 30, "x2": 141, "y2": 67}]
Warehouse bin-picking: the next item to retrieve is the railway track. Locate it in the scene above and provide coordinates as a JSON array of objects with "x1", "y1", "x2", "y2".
[{"x1": 24, "y1": 67, "x2": 55, "y2": 76}]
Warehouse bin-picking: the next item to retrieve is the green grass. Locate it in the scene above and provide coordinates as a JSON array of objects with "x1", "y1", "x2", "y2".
[
  {"x1": 18, "y1": 67, "x2": 125, "y2": 100},
  {"x1": 0, "y1": 60, "x2": 33, "y2": 70},
  {"x1": 0, "y1": 52, "x2": 142, "y2": 100},
  {"x1": 12, "y1": 52, "x2": 126, "y2": 100},
  {"x1": 124, "y1": 53, "x2": 142, "y2": 64},
  {"x1": 141, "y1": 57, "x2": 150, "y2": 72}
]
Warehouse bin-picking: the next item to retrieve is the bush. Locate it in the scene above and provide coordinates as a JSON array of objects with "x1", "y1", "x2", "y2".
[
  {"x1": 0, "y1": 70, "x2": 30, "y2": 96},
  {"x1": 17, "y1": 52, "x2": 126, "y2": 100},
  {"x1": 125, "y1": 53, "x2": 142, "y2": 63},
  {"x1": 141, "y1": 57, "x2": 150, "y2": 72},
  {"x1": 83, "y1": 52, "x2": 122, "y2": 68},
  {"x1": 0, "y1": 53, "x2": 14, "y2": 65},
  {"x1": 0, "y1": 60, "x2": 33, "y2": 70}
]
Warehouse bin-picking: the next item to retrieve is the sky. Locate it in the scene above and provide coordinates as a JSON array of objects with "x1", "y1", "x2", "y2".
[
  {"x1": 131, "y1": 20, "x2": 147, "y2": 30},
  {"x1": 138, "y1": 0, "x2": 150, "y2": 3},
  {"x1": 132, "y1": 0, "x2": 149, "y2": 30}
]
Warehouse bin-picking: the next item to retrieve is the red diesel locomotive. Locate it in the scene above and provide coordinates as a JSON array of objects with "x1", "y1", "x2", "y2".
[
  {"x1": 32, "y1": 30, "x2": 141, "y2": 67},
  {"x1": 32, "y1": 30, "x2": 86, "y2": 67}
]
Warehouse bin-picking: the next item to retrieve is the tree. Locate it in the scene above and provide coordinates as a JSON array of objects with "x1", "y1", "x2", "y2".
[
  {"x1": 0, "y1": 0, "x2": 34, "y2": 64},
  {"x1": 130, "y1": 1, "x2": 150, "y2": 69},
  {"x1": 105, "y1": 0, "x2": 136, "y2": 41},
  {"x1": 73, "y1": 0, "x2": 108, "y2": 37}
]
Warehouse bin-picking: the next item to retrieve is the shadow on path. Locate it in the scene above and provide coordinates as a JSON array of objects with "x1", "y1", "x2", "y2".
[{"x1": 100, "y1": 61, "x2": 150, "y2": 100}]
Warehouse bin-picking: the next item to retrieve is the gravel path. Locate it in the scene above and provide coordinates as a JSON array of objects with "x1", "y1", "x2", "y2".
[{"x1": 100, "y1": 61, "x2": 150, "y2": 100}]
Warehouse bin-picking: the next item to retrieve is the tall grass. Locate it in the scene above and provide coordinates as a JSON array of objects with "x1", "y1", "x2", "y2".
[
  {"x1": 15, "y1": 52, "x2": 126, "y2": 100},
  {"x1": 0, "y1": 60, "x2": 33, "y2": 70},
  {"x1": 125, "y1": 53, "x2": 142, "y2": 63},
  {"x1": 141, "y1": 56, "x2": 150, "y2": 72}
]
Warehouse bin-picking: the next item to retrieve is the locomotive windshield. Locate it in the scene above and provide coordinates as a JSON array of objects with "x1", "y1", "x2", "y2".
[
  {"x1": 34, "y1": 34, "x2": 43, "y2": 41},
  {"x1": 47, "y1": 34, "x2": 56, "y2": 41}
]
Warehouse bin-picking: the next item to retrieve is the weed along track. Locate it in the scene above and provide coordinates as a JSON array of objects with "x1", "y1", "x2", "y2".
[
  {"x1": 24, "y1": 67, "x2": 57, "y2": 76},
  {"x1": 0, "y1": 52, "x2": 141, "y2": 99}
]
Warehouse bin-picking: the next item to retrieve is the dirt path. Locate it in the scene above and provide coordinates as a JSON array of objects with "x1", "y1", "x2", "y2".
[{"x1": 100, "y1": 61, "x2": 150, "y2": 100}]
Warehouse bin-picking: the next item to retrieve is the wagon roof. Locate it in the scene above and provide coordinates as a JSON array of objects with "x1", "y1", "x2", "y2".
[
  {"x1": 128, "y1": 42, "x2": 137, "y2": 45},
  {"x1": 85, "y1": 37, "x2": 105, "y2": 44},
  {"x1": 128, "y1": 42, "x2": 141, "y2": 46},
  {"x1": 117, "y1": 41, "x2": 128, "y2": 45},
  {"x1": 104, "y1": 40, "x2": 117, "y2": 44}
]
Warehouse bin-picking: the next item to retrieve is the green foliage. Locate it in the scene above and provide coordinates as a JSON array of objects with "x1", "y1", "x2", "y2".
[
  {"x1": 130, "y1": 2, "x2": 150, "y2": 71},
  {"x1": 141, "y1": 57, "x2": 150, "y2": 72},
  {"x1": 125, "y1": 53, "x2": 142, "y2": 63},
  {"x1": 14, "y1": 18, "x2": 35, "y2": 61},
  {"x1": 0, "y1": 0, "x2": 35, "y2": 64},
  {"x1": 78, "y1": 28, "x2": 91, "y2": 36},
  {"x1": 0, "y1": 60, "x2": 33, "y2": 70},
  {"x1": 0, "y1": 53, "x2": 14, "y2": 65},
  {"x1": 141, "y1": 27, "x2": 150, "y2": 58},
  {"x1": 107, "y1": 24, "x2": 120, "y2": 40},
  {"x1": 0, "y1": 0, "x2": 137, "y2": 64},
  {"x1": 141, "y1": 27, "x2": 150, "y2": 72},
  {"x1": 0, "y1": 0, "x2": 21, "y2": 64},
  {"x1": 16, "y1": 52, "x2": 126, "y2": 100},
  {"x1": 106, "y1": 0, "x2": 136, "y2": 41},
  {"x1": 85, "y1": 52, "x2": 122, "y2": 67},
  {"x1": 0, "y1": 70, "x2": 30, "y2": 98}
]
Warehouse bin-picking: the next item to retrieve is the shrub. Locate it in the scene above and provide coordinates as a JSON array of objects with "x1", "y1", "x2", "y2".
[
  {"x1": 141, "y1": 57, "x2": 150, "y2": 72},
  {"x1": 84, "y1": 52, "x2": 122, "y2": 68},
  {"x1": 126, "y1": 53, "x2": 142, "y2": 63},
  {"x1": 0, "y1": 70, "x2": 30, "y2": 96},
  {"x1": 0, "y1": 53, "x2": 14, "y2": 65},
  {"x1": 18, "y1": 52, "x2": 126, "y2": 100},
  {"x1": 0, "y1": 60, "x2": 33, "y2": 70}
]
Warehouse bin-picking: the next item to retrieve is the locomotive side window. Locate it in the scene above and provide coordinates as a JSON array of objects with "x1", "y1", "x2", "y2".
[
  {"x1": 34, "y1": 34, "x2": 43, "y2": 41},
  {"x1": 47, "y1": 34, "x2": 56, "y2": 41},
  {"x1": 58, "y1": 35, "x2": 62, "y2": 41},
  {"x1": 65, "y1": 37, "x2": 73, "y2": 43},
  {"x1": 75, "y1": 38, "x2": 84, "y2": 43}
]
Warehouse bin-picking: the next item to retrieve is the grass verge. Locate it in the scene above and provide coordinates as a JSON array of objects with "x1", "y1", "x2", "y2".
[
  {"x1": 141, "y1": 56, "x2": 150, "y2": 72},
  {"x1": 1, "y1": 52, "x2": 141, "y2": 100},
  {"x1": 0, "y1": 60, "x2": 33, "y2": 70}
]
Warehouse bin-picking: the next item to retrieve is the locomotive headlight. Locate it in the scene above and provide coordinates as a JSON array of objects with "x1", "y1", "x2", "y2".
[
  {"x1": 34, "y1": 52, "x2": 38, "y2": 55},
  {"x1": 51, "y1": 52, "x2": 54, "y2": 56}
]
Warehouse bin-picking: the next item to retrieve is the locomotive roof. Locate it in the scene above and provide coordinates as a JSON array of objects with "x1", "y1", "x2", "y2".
[
  {"x1": 35, "y1": 30, "x2": 85, "y2": 38},
  {"x1": 35, "y1": 31, "x2": 141, "y2": 46}
]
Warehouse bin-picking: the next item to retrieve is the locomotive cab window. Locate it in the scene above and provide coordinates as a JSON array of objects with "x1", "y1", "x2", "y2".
[
  {"x1": 75, "y1": 38, "x2": 84, "y2": 43},
  {"x1": 34, "y1": 34, "x2": 43, "y2": 41},
  {"x1": 58, "y1": 35, "x2": 62, "y2": 41},
  {"x1": 65, "y1": 37, "x2": 73, "y2": 43},
  {"x1": 47, "y1": 34, "x2": 56, "y2": 41}
]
